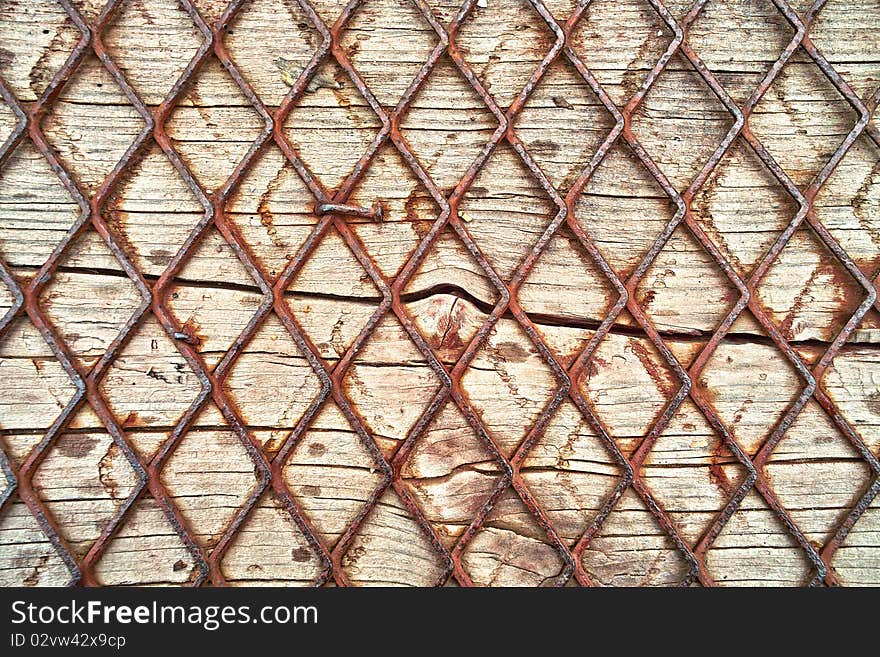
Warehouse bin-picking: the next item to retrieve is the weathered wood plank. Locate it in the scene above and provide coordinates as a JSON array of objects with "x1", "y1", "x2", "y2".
[{"x1": 1, "y1": 0, "x2": 879, "y2": 587}]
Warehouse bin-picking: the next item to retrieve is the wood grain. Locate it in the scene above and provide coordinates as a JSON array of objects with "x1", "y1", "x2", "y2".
[{"x1": 1, "y1": 0, "x2": 879, "y2": 587}]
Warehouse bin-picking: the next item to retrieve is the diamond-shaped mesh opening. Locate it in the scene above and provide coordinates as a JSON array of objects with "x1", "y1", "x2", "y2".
[
  {"x1": 166, "y1": 228, "x2": 263, "y2": 370},
  {"x1": 518, "y1": 224, "x2": 617, "y2": 362},
  {"x1": 515, "y1": 57, "x2": 615, "y2": 194},
  {"x1": 40, "y1": 234, "x2": 143, "y2": 370},
  {"x1": 400, "y1": 401, "x2": 503, "y2": 549},
  {"x1": 570, "y1": 0, "x2": 674, "y2": 107},
  {"x1": 541, "y1": 0, "x2": 579, "y2": 23},
  {"x1": 183, "y1": 0, "x2": 228, "y2": 26},
  {"x1": 632, "y1": 53, "x2": 735, "y2": 191},
  {"x1": 520, "y1": 400, "x2": 625, "y2": 547},
  {"x1": 284, "y1": 228, "x2": 381, "y2": 361},
  {"x1": 697, "y1": 325, "x2": 804, "y2": 456},
  {"x1": 42, "y1": 54, "x2": 147, "y2": 194},
  {"x1": 573, "y1": 142, "x2": 676, "y2": 278},
  {"x1": 642, "y1": 400, "x2": 749, "y2": 545},
  {"x1": 461, "y1": 488, "x2": 565, "y2": 586},
  {"x1": 100, "y1": 315, "x2": 200, "y2": 447},
  {"x1": 104, "y1": 0, "x2": 204, "y2": 106},
  {"x1": 635, "y1": 225, "x2": 739, "y2": 337},
  {"x1": 281, "y1": 402, "x2": 385, "y2": 548},
  {"x1": 687, "y1": 0, "x2": 793, "y2": 104},
  {"x1": 402, "y1": 293, "x2": 491, "y2": 365},
  {"x1": 282, "y1": 59, "x2": 382, "y2": 192},
  {"x1": 691, "y1": 137, "x2": 798, "y2": 277},
  {"x1": 459, "y1": 142, "x2": 558, "y2": 281},
  {"x1": 159, "y1": 404, "x2": 262, "y2": 552},
  {"x1": 461, "y1": 319, "x2": 561, "y2": 457},
  {"x1": 166, "y1": 57, "x2": 264, "y2": 193},
  {"x1": 225, "y1": 0, "x2": 321, "y2": 108},
  {"x1": 704, "y1": 488, "x2": 813, "y2": 586},
  {"x1": 813, "y1": 135, "x2": 880, "y2": 276},
  {"x1": 456, "y1": 0, "x2": 557, "y2": 110},
  {"x1": 32, "y1": 414, "x2": 139, "y2": 559},
  {"x1": 578, "y1": 332, "x2": 680, "y2": 445},
  {"x1": 224, "y1": 313, "x2": 322, "y2": 448},
  {"x1": 763, "y1": 400, "x2": 871, "y2": 546},
  {"x1": 340, "y1": 0, "x2": 439, "y2": 109},
  {"x1": 342, "y1": 489, "x2": 447, "y2": 586},
  {"x1": 70, "y1": 1, "x2": 107, "y2": 20},
  {"x1": 344, "y1": 313, "x2": 443, "y2": 458},
  {"x1": 94, "y1": 496, "x2": 199, "y2": 586},
  {"x1": 750, "y1": 51, "x2": 860, "y2": 189},
  {"x1": 399, "y1": 54, "x2": 498, "y2": 193},
  {"x1": 305, "y1": 0, "x2": 350, "y2": 27},
  {"x1": 226, "y1": 144, "x2": 317, "y2": 281},
  {"x1": 756, "y1": 228, "x2": 865, "y2": 343},
  {"x1": 0, "y1": 140, "x2": 81, "y2": 275}
]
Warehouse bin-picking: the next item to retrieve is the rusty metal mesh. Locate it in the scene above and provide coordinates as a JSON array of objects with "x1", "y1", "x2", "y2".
[{"x1": 0, "y1": 0, "x2": 878, "y2": 586}]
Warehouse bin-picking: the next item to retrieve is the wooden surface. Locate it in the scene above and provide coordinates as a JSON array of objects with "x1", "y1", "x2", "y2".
[{"x1": 2, "y1": 0, "x2": 880, "y2": 586}]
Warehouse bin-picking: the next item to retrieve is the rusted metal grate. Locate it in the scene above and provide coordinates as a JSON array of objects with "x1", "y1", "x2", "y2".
[{"x1": 0, "y1": 0, "x2": 879, "y2": 586}]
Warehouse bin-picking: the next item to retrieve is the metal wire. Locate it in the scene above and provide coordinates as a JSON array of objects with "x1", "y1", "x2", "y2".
[{"x1": 0, "y1": 0, "x2": 878, "y2": 586}]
